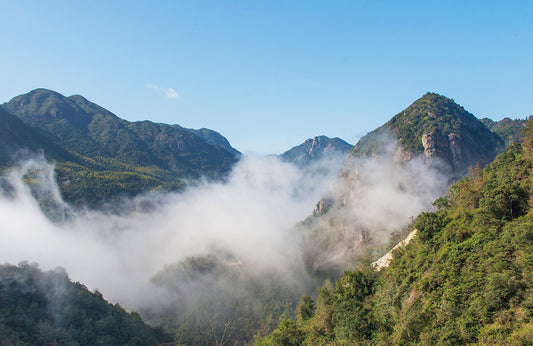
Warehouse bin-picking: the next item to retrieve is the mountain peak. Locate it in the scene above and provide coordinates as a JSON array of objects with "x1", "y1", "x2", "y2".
[
  {"x1": 353, "y1": 92, "x2": 504, "y2": 178},
  {"x1": 280, "y1": 135, "x2": 353, "y2": 166}
]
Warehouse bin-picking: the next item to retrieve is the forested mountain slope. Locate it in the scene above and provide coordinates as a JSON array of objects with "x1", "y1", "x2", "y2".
[
  {"x1": 261, "y1": 117, "x2": 533, "y2": 345},
  {"x1": 0, "y1": 263, "x2": 172, "y2": 345},
  {"x1": 353, "y1": 92, "x2": 504, "y2": 178},
  {"x1": 302, "y1": 92, "x2": 508, "y2": 273},
  {"x1": 1, "y1": 89, "x2": 239, "y2": 207},
  {"x1": 481, "y1": 117, "x2": 528, "y2": 146}
]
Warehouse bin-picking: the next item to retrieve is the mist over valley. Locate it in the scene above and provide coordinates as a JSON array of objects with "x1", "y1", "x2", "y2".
[{"x1": 1, "y1": 86, "x2": 530, "y2": 344}]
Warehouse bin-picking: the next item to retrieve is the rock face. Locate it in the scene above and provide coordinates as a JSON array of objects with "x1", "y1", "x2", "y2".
[
  {"x1": 371, "y1": 229, "x2": 418, "y2": 271},
  {"x1": 280, "y1": 135, "x2": 353, "y2": 166}
]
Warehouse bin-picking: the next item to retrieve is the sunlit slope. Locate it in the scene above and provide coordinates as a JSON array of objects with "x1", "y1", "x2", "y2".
[
  {"x1": 353, "y1": 92, "x2": 504, "y2": 179},
  {"x1": 262, "y1": 116, "x2": 533, "y2": 345},
  {"x1": 1, "y1": 88, "x2": 239, "y2": 207}
]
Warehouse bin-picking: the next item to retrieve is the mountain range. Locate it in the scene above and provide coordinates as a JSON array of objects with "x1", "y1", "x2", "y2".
[
  {"x1": 1, "y1": 88, "x2": 530, "y2": 344},
  {"x1": 1, "y1": 88, "x2": 240, "y2": 207},
  {"x1": 262, "y1": 116, "x2": 533, "y2": 345}
]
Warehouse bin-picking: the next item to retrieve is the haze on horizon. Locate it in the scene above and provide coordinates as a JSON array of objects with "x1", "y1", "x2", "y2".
[{"x1": 1, "y1": 1, "x2": 532, "y2": 154}]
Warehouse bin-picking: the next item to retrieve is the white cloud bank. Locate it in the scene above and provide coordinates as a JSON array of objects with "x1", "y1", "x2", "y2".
[
  {"x1": 0, "y1": 156, "x2": 339, "y2": 309},
  {"x1": 0, "y1": 144, "x2": 448, "y2": 313}
]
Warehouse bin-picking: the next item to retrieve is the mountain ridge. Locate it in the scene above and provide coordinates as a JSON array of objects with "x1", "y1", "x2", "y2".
[{"x1": 1, "y1": 88, "x2": 240, "y2": 207}]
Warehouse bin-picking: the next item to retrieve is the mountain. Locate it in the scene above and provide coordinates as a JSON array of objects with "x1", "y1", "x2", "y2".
[
  {"x1": 353, "y1": 92, "x2": 504, "y2": 178},
  {"x1": 0, "y1": 262, "x2": 171, "y2": 345},
  {"x1": 481, "y1": 117, "x2": 528, "y2": 146},
  {"x1": 280, "y1": 136, "x2": 353, "y2": 166},
  {"x1": 301, "y1": 93, "x2": 507, "y2": 273},
  {"x1": 0, "y1": 107, "x2": 76, "y2": 166},
  {"x1": 1, "y1": 88, "x2": 240, "y2": 207},
  {"x1": 261, "y1": 117, "x2": 533, "y2": 345},
  {"x1": 188, "y1": 127, "x2": 242, "y2": 157}
]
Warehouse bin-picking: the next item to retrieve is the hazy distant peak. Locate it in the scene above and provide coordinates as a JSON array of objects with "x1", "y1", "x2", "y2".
[
  {"x1": 280, "y1": 135, "x2": 353, "y2": 166},
  {"x1": 187, "y1": 127, "x2": 241, "y2": 157}
]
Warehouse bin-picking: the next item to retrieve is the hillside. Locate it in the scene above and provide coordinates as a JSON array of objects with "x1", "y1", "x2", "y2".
[
  {"x1": 0, "y1": 262, "x2": 172, "y2": 345},
  {"x1": 481, "y1": 117, "x2": 528, "y2": 146},
  {"x1": 1, "y1": 89, "x2": 239, "y2": 207},
  {"x1": 301, "y1": 93, "x2": 509, "y2": 274},
  {"x1": 280, "y1": 136, "x2": 353, "y2": 166},
  {"x1": 260, "y1": 117, "x2": 533, "y2": 345},
  {"x1": 0, "y1": 107, "x2": 76, "y2": 166},
  {"x1": 353, "y1": 92, "x2": 504, "y2": 178},
  {"x1": 188, "y1": 127, "x2": 242, "y2": 157}
]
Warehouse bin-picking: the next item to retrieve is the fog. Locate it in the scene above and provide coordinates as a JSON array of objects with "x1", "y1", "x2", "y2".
[
  {"x1": 0, "y1": 143, "x2": 449, "y2": 335},
  {"x1": 0, "y1": 155, "x2": 341, "y2": 309},
  {"x1": 302, "y1": 141, "x2": 448, "y2": 271}
]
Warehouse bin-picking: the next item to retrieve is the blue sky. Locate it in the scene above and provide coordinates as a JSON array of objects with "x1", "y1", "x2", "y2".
[{"x1": 1, "y1": 1, "x2": 532, "y2": 154}]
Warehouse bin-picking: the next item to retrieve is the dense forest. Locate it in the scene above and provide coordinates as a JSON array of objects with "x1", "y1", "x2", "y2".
[
  {"x1": 1, "y1": 89, "x2": 239, "y2": 208},
  {"x1": 0, "y1": 263, "x2": 172, "y2": 345},
  {"x1": 259, "y1": 118, "x2": 533, "y2": 345}
]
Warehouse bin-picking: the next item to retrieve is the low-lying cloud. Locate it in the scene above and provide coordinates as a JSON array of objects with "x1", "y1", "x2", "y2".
[
  {"x1": 0, "y1": 155, "x2": 338, "y2": 309},
  {"x1": 0, "y1": 141, "x2": 450, "y2": 339},
  {"x1": 302, "y1": 141, "x2": 448, "y2": 272}
]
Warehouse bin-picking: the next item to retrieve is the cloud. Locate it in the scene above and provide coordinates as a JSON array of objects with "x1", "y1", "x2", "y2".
[
  {"x1": 0, "y1": 155, "x2": 339, "y2": 308},
  {"x1": 148, "y1": 84, "x2": 180, "y2": 99},
  {"x1": 302, "y1": 135, "x2": 448, "y2": 272},
  {"x1": 0, "y1": 146, "x2": 451, "y2": 338}
]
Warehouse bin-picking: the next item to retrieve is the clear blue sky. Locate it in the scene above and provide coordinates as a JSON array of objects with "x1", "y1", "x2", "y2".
[{"x1": 1, "y1": 1, "x2": 532, "y2": 154}]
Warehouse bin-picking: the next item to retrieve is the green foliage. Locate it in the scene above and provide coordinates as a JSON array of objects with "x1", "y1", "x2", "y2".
[
  {"x1": 146, "y1": 255, "x2": 305, "y2": 345},
  {"x1": 2, "y1": 89, "x2": 238, "y2": 208},
  {"x1": 0, "y1": 263, "x2": 172, "y2": 345},
  {"x1": 352, "y1": 92, "x2": 504, "y2": 177},
  {"x1": 261, "y1": 117, "x2": 533, "y2": 345},
  {"x1": 481, "y1": 117, "x2": 528, "y2": 146},
  {"x1": 415, "y1": 212, "x2": 445, "y2": 242},
  {"x1": 296, "y1": 295, "x2": 316, "y2": 322},
  {"x1": 258, "y1": 319, "x2": 305, "y2": 346}
]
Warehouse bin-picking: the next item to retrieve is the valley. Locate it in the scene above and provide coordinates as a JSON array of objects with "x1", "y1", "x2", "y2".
[{"x1": 1, "y1": 89, "x2": 530, "y2": 344}]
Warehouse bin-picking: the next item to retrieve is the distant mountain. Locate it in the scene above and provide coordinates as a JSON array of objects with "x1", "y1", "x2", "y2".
[
  {"x1": 0, "y1": 263, "x2": 171, "y2": 345},
  {"x1": 1, "y1": 88, "x2": 240, "y2": 207},
  {"x1": 480, "y1": 117, "x2": 528, "y2": 146},
  {"x1": 187, "y1": 127, "x2": 241, "y2": 157},
  {"x1": 280, "y1": 136, "x2": 353, "y2": 166},
  {"x1": 353, "y1": 92, "x2": 504, "y2": 178}
]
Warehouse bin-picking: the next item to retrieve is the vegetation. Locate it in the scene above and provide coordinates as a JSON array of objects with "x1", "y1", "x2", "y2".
[
  {"x1": 0, "y1": 262, "x2": 172, "y2": 345},
  {"x1": 1, "y1": 89, "x2": 239, "y2": 207},
  {"x1": 143, "y1": 254, "x2": 306, "y2": 345},
  {"x1": 352, "y1": 93, "x2": 504, "y2": 177},
  {"x1": 260, "y1": 117, "x2": 533, "y2": 345},
  {"x1": 481, "y1": 117, "x2": 528, "y2": 146}
]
